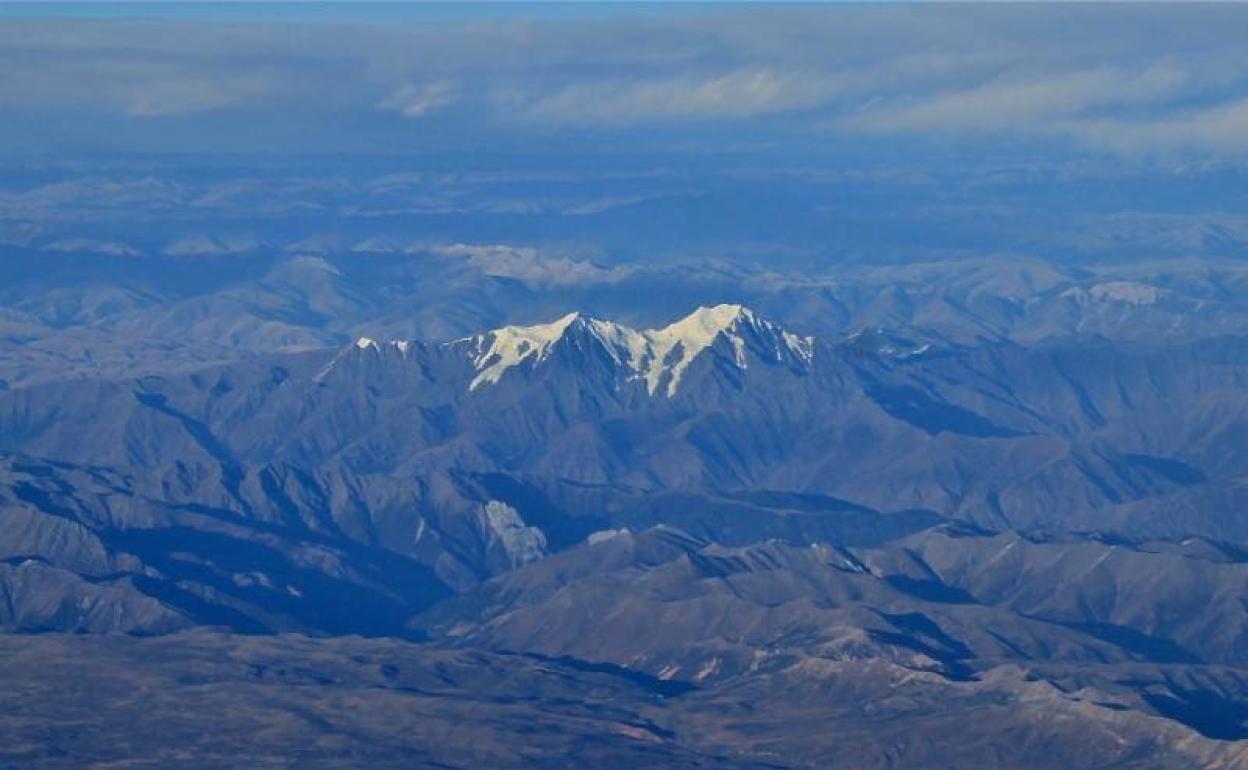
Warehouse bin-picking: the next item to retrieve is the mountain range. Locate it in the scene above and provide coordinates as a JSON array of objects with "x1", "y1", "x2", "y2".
[{"x1": 3, "y1": 288, "x2": 1248, "y2": 767}]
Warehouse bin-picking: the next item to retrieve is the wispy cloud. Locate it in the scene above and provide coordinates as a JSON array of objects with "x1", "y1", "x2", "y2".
[
  {"x1": 1065, "y1": 98, "x2": 1248, "y2": 157},
  {"x1": 3, "y1": 6, "x2": 1248, "y2": 158},
  {"x1": 378, "y1": 81, "x2": 455, "y2": 118},
  {"x1": 835, "y1": 62, "x2": 1248, "y2": 157},
  {"x1": 521, "y1": 68, "x2": 844, "y2": 123},
  {"x1": 841, "y1": 66, "x2": 1190, "y2": 134},
  {"x1": 125, "y1": 74, "x2": 272, "y2": 117}
]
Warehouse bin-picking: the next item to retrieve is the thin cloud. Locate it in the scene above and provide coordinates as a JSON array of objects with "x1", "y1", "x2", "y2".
[
  {"x1": 521, "y1": 68, "x2": 845, "y2": 124},
  {"x1": 378, "y1": 81, "x2": 455, "y2": 118},
  {"x1": 125, "y1": 75, "x2": 272, "y2": 117},
  {"x1": 1065, "y1": 98, "x2": 1248, "y2": 157},
  {"x1": 3, "y1": 7, "x2": 1248, "y2": 158},
  {"x1": 841, "y1": 66, "x2": 1190, "y2": 134}
]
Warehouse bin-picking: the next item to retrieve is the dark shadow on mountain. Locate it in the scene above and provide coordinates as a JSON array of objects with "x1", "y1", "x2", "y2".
[
  {"x1": 1142, "y1": 687, "x2": 1248, "y2": 740},
  {"x1": 864, "y1": 382, "x2": 1022, "y2": 438}
]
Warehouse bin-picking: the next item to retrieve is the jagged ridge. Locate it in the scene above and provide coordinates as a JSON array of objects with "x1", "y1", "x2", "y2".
[{"x1": 444, "y1": 304, "x2": 815, "y2": 396}]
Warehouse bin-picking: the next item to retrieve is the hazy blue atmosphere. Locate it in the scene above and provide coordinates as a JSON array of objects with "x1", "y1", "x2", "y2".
[
  {"x1": 3, "y1": 2, "x2": 1247, "y2": 273},
  {"x1": 3, "y1": 4, "x2": 1248, "y2": 769}
]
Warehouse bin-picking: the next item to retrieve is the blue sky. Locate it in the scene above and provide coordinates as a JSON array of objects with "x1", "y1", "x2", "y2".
[{"x1": 3, "y1": 3, "x2": 1248, "y2": 161}]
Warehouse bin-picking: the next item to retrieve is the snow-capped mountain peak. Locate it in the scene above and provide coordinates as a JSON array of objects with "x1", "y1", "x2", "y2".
[
  {"x1": 354, "y1": 337, "x2": 411, "y2": 354},
  {"x1": 463, "y1": 304, "x2": 813, "y2": 396},
  {"x1": 468, "y1": 311, "x2": 586, "y2": 390},
  {"x1": 640, "y1": 304, "x2": 812, "y2": 396}
]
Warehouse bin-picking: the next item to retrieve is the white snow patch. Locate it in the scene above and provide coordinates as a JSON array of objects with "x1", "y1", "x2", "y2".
[
  {"x1": 285, "y1": 254, "x2": 342, "y2": 275},
  {"x1": 587, "y1": 528, "x2": 630, "y2": 546},
  {"x1": 479, "y1": 500, "x2": 547, "y2": 568},
  {"x1": 1063, "y1": 281, "x2": 1161, "y2": 306},
  {"x1": 353, "y1": 337, "x2": 410, "y2": 355},
  {"x1": 463, "y1": 304, "x2": 813, "y2": 396},
  {"x1": 432, "y1": 243, "x2": 629, "y2": 288},
  {"x1": 469, "y1": 311, "x2": 584, "y2": 390},
  {"x1": 1089, "y1": 281, "x2": 1160, "y2": 305},
  {"x1": 694, "y1": 656, "x2": 722, "y2": 682}
]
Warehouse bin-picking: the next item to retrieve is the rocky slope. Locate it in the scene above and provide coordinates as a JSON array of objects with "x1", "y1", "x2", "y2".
[{"x1": 1, "y1": 301, "x2": 1247, "y2": 763}]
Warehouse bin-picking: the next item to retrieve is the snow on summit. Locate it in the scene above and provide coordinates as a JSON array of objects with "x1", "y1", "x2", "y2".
[
  {"x1": 468, "y1": 311, "x2": 585, "y2": 390},
  {"x1": 465, "y1": 304, "x2": 813, "y2": 395}
]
